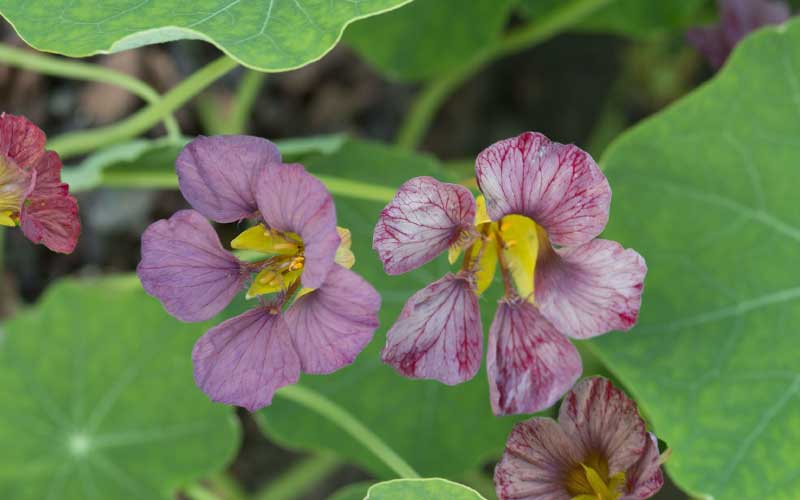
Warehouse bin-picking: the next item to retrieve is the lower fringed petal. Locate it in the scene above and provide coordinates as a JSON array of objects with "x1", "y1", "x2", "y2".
[
  {"x1": 535, "y1": 239, "x2": 646, "y2": 340},
  {"x1": 285, "y1": 265, "x2": 380, "y2": 374},
  {"x1": 494, "y1": 418, "x2": 579, "y2": 500},
  {"x1": 487, "y1": 300, "x2": 581, "y2": 416},
  {"x1": 192, "y1": 308, "x2": 300, "y2": 412},
  {"x1": 19, "y1": 194, "x2": 80, "y2": 254},
  {"x1": 622, "y1": 433, "x2": 664, "y2": 500},
  {"x1": 382, "y1": 273, "x2": 482, "y2": 385}
]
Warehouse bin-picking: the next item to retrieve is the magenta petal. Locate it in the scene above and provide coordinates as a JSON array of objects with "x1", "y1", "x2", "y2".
[
  {"x1": 487, "y1": 300, "x2": 581, "y2": 416},
  {"x1": 192, "y1": 308, "x2": 300, "y2": 412},
  {"x1": 373, "y1": 176, "x2": 476, "y2": 275},
  {"x1": 20, "y1": 194, "x2": 80, "y2": 254},
  {"x1": 285, "y1": 265, "x2": 380, "y2": 374},
  {"x1": 176, "y1": 135, "x2": 281, "y2": 223},
  {"x1": 475, "y1": 132, "x2": 611, "y2": 247},
  {"x1": 137, "y1": 210, "x2": 246, "y2": 322},
  {"x1": 255, "y1": 163, "x2": 339, "y2": 289},
  {"x1": 494, "y1": 418, "x2": 579, "y2": 500},
  {"x1": 623, "y1": 433, "x2": 664, "y2": 500},
  {"x1": 558, "y1": 377, "x2": 647, "y2": 474},
  {"x1": 0, "y1": 113, "x2": 46, "y2": 167},
  {"x1": 535, "y1": 239, "x2": 646, "y2": 340},
  {"x1": 382, "y1": 273, "x2": 482, "y2": 385}
]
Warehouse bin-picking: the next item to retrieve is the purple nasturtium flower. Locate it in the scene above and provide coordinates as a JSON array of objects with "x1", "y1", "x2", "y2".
[
  {"x1": 687, "y1": 0, "x2": 790, "y2": 69},
  {"x1": 494, "y1": 377, "x2": 664, "y2": 500},
  {"x1": 0, "y1": 113, "x2": 80, "y2": 254},
  {"x1": 373, "y1": 132, "x2": 646, "y2": 416},
  {"x1": 137, "y1": 135, "x2": 380, "y2": 411}
]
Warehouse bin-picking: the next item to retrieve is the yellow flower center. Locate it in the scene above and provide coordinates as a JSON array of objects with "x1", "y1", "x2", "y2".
[
  {"x1": 564, "y1": 453, "x2": 626, "y2": 500},
  {"x1": 0, "y1": 156, "x2": 28, "y2": 227}
]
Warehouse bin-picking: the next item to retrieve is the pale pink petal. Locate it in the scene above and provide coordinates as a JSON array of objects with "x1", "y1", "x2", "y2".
[
  {"x1": 494, "y1": 418, "x2": 580, "y2": 500},
  {"x1": 192, "y1": 308, "x2": 300, "y2": 412},
  {"x1": 382, "y1": 273, "x2": 482, "y2": 385},
  {"x1": 475, "y1": 132, "x2": 610, "y2": 247},
  {"x1": 176, "y1": 135, "x2": 281, "y2": 223},
  {"x1": 373, "y1": 176, "x2": 476, "y2": 275},
  {"x1": 137, "y1": 210, "x2": 246, "y2": 322},
  {"x1": 0, "y1": 113, "x2": 46, "y2": 167},
  {"x1": 558, "y1": 377, "x2": 647, "y2": 475},
  {"x1": 19, "y1": 194, "x2": 80, "y2": 254},
  {"x1": 255, "y1": 163, "x2": 339, "y2": 289},
  {"x1": 535, "y1": 239, "x2": 646, "y2": 340},
  {"x1": 487, "y1": 300, "x2": 581, "y2": 416},
  {"x1": 285, "y1": 265, "x2": 380, "y2": 374},
  {"x1": 623, "y1": 433, "x2": 664, "y2": 500}
]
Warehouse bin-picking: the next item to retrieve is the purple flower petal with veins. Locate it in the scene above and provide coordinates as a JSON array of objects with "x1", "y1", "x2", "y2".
[
  {"x1": 177, "y1": 135, "x2": 281, "y2": 223},
  {"x1": 382, "y1": 273, "x2": 482, "y2": 385},
  {"x1": 0, "y1": 112, "x2": 46, "y2": 167},
  {"x1": 625, "y1": 433, "x2": 664, "y2": 500},
  {"x1": 535, "y1": 239, "x2": 647, "y2": 339},
  {"x1": 138, "y1": 209, "x2": 247, "y2": 322},
  {"x1": 374, "y1": 176, "x2": 476, "y2": 275},
  {"x1": 285, "y1": 265, "x2": 381, "y2": 374}
]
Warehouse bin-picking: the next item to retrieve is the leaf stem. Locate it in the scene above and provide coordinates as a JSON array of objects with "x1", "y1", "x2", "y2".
[
  {"x1": 49, "y1": 55, "x2": 239, "y2": 159},
  {"x1": 395, "y1": 0, "x2": 613, "y2": 150},
  {"x1": 252, "y1": 453, "x2": 341, "y2": 500},
  {"x1": 275, "y1": 385, "x2": 420, "y2": 479},
  {"x1": 0, "y1": 43, "x2": 181, "y2": 139},
  {"x1": 228, "y1": 70, "x2": 267, "y2": 134}
]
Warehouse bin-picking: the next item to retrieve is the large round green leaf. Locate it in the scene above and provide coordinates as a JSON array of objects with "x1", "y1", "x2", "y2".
[
  {"x1": 0, "y1": 277, "x2": 240, "y2": 499},
  {"x1": 0, "y1": 0, "x2": 413, "y2": 72},
  {"x1": 366, "y1": 478, "x2": 486, "y2": 499},
  {"x1": 592, "y1": 22, "x2": 800, "y2": 500}
]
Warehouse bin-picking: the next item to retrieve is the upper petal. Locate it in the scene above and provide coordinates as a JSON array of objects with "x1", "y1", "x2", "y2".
[
  {"x1": 558, "y1": 377, "x2": 648, "y2": 475},
  {"x1": 381, "y1": 273, "x2": 482, "y2": 385},
  {"x1": 535, "y1": 239, "x2": 646, "y2": 339},
  {"x1": 622, "y1": 433, "x2": 664, "y2": 500},
  {"x1": 19, "y1": 194, "x2": 80, "y2": 254},
  {"x1": 137, "y1": 209, "x2": 246, "y2": 322},
  {"x1": 255, "y1": 163, "x2": 339, "y2": 290},
  {"x1": 192, "y1": 308, "x2": 300, "y2": 412},
  {"x1": 285, "y1": 265, "x2": 380, "y2": 374},
  {"x1": 176, "y1": 135, "x2": 281, "y2": 223},
  {"x1": 373, "y1": 176, "x2": 476, "y2": 275},
  {"x1": 494, "y1": 418, "x2": 580, "y2": 500},
  {"x1": 0, "y1": 113, "x2": 46, "y2": 167},
  {"x1": 28, "y1": 150, "x2": 68, "y2": 198},
  {"x1": 487, "y1": 300, "x2": 582, "y2": 416},
  {"x1": 475, "y1": 132, "x2": 611, "y2": 247}
]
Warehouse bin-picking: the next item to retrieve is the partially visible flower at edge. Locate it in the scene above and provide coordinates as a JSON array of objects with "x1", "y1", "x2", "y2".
[
  {"x1": 137, "y1": 135, "x2": 380, "y2": 412},
  {"x1": 0, "y1": 113, "x2": 80, "y2": 253},
  {"x1": 373, "y1": 131, "x2": 646, "y2": 416},
  {"x1": 494, "y1": 377, "x2": 665, "y2": 500},
  {"x1": 687, "y1": 0, "x2": 791, "y2": 70}
]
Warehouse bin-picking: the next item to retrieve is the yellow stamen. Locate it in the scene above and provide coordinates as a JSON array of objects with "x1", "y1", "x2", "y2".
[
  {"x1": 231, "y1": 224, "x2": 301, "y2": 255},
  {"x1": 565, "y1": 453, "x2": 626, "y2": 500}
]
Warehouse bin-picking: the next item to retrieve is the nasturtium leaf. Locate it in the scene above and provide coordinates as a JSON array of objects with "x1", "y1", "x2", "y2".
[
  {"x1": 257, "y1": 139, "x2": 525, "y2": 478},
  {"x1": 366, "y1": 478, "x2": 486, "y2": 500},
  {"x1": 0, "y1": 1, "x2": 413, "y2": 72},
  {"x1": 345, "y1": 0, "x2": 516, "y2": 81},
  {"x1": 592, "y1": 21, "x2": 800, "y2": 500},
  {"x1": 0, "y1": 277, "x2": 240, "y2": 500}
]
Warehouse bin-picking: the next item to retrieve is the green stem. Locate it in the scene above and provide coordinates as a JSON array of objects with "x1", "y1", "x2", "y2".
[
  {"x1": 395, "y1": 0, "x2": 612, "y2": 150},
  {"x1": 0, "y1": 43, "x2": 181, "y2": 139},
  {"x1": 228, "y1": 70, "x2": 266, "y2": 134},
  {"x1": 49, "y1": 56, "x2": 239, "y2": 159},
  {"x1": 252, "y1": 454, "x2": 340, "y2": 500},
  {"x1": 276, "y1": 385, "x2": 420, "y2": 479},
  {"x1": 184, "y1": 483, "x2": 224, "y2": 500}
]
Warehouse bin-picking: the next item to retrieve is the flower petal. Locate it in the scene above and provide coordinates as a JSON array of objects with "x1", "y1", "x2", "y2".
[
  {"x1": 623, "y1": 433, "x2": 664, "y2": 500},
  {"x1": 255, "y1": 163, "x2": 339, "y2": 289},
  {"x1": 494, "y1": 418, "x2": 580, "y2": 500},
  {"x1": 535, "y1": 239, "x2": 646, "y2": 339},
  {"x1": 192, "y1": 308, "x2": 300, "y2": 412},
  {"x1": 558, "y1": 377, "x2": 647, "y2": 475},
  {"x1": 137, "y1": 209, "x2": 246, "y2": 322},
  {"x1": 382, "y1": 273, "x2": 482, "y2": 385},
  {"x1": 487, "y1": 300, "x2": 581, "y2": 416},
  {"x1": 475, "y1": 132, "x2": 611, "y2": 247},
  {"x1": 0, "y1": 113, "x2": 46, "y2": 167},
  {"x1": 19, "y1": 194, "x2": 80, "y2": 254},
  {"x1": 176, "y1": 135, "x2": 281, "y2": 223},
  {"x1": 285, "y1": 265, "x2": 380, "y2": 374},
  {"x1": 373, "y1": 176, "x2": 476, "y2": 275}
]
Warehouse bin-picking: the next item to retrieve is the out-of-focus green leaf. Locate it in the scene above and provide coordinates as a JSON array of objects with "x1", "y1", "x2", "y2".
[
  {"x1": 0, "y1": 1, "x2": 413, "y2": 72},
  {"x1": 257, "y1": 139, "x2": 524, "y2": 478},
  {"x1": 345, "y1": 0, "x2": 516, "y2": 81},
  {"x1": 328, "y1": 481, "x2": 372, "y2": 500},
  {"x1": 0, "y1": 277, "x2": 240, "y2": 500},
  {"x1": 366, "y1": 478, "x2": 486, "y2": 499},
  {"x1": 592, "y1": 20, "x2": 800, "y2": 500}
]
